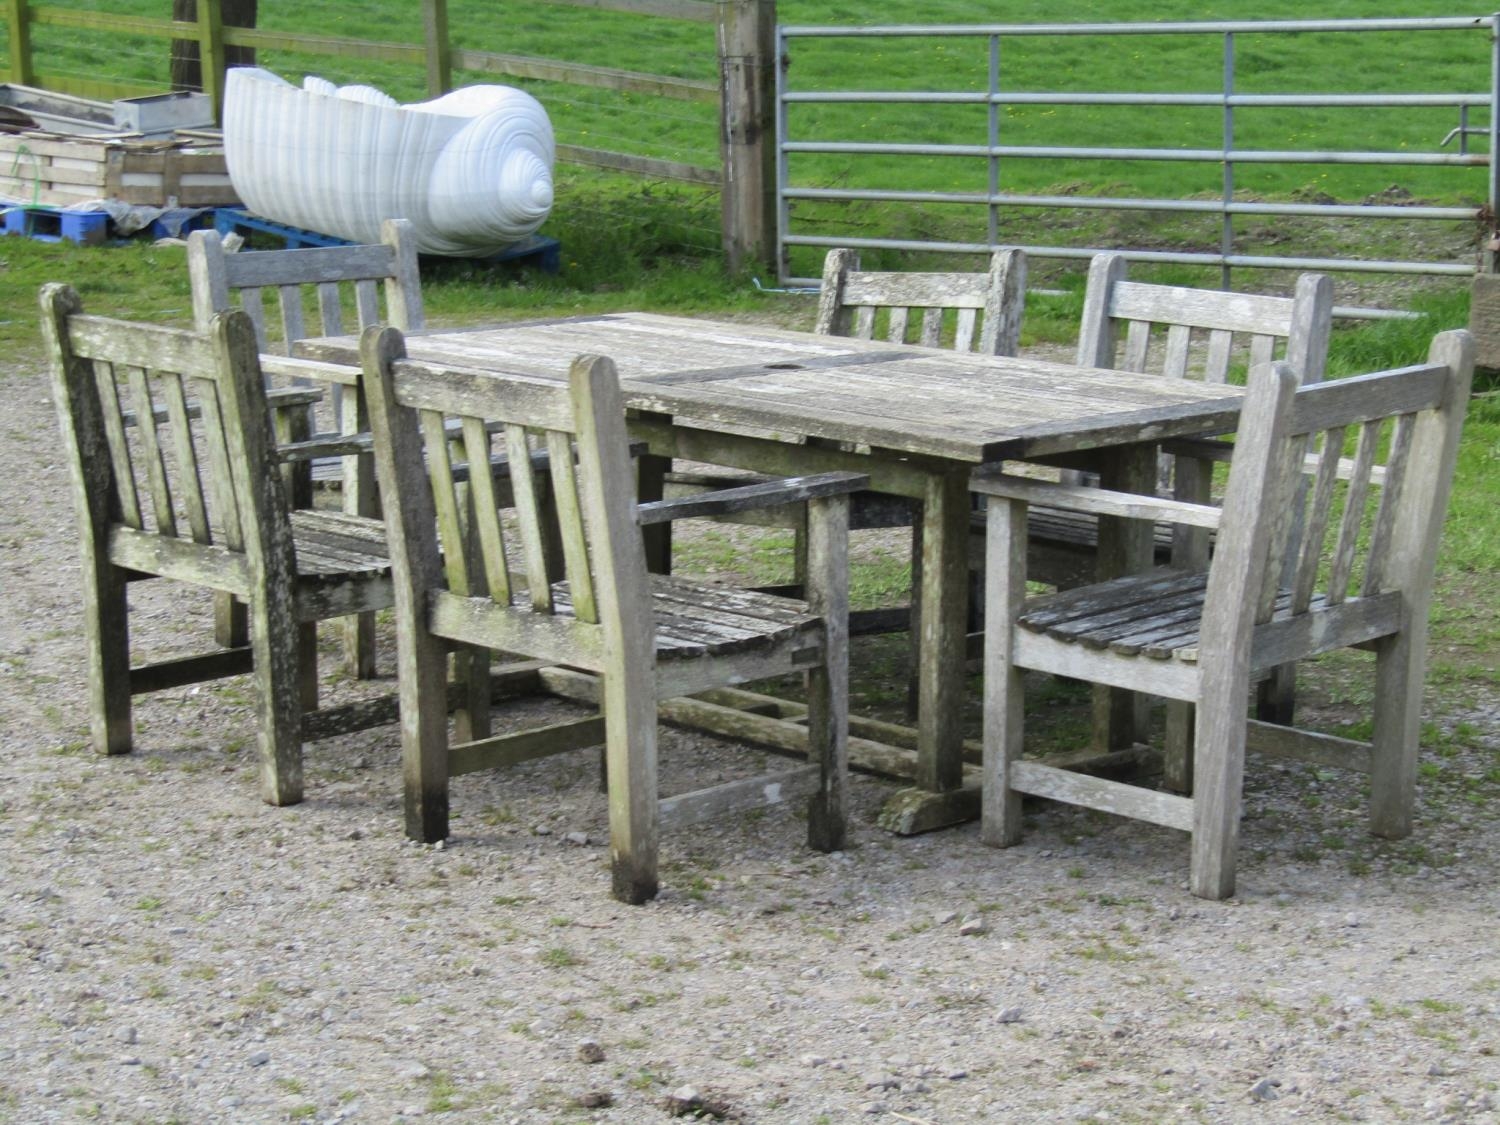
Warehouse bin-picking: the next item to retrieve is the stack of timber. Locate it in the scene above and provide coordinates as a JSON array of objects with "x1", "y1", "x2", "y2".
[{"x1": 0, "y1": 84, "x2": 239, "y2": 210}]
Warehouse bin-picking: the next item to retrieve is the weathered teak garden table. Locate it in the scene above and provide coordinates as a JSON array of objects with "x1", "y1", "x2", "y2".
[{"x1": 298, "y1": 312, "x2": 1247, "y2": 832}]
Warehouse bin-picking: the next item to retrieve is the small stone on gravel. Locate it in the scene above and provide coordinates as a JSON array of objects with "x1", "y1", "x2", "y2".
[{"x1": 576, "y1": 1038, "x2": 605, "y2": 1063}]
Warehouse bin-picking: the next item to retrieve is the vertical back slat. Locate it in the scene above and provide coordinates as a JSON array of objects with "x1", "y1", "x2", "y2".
[
  {"x1": 194, "y1": 374, "x2": 243, "y2": 549},
  {"x1": 419, "y1": 409, "x2": 472, "y2": 596},
  {"x1": 158, "y1": 370, "x2": 211, "y2": 543},
  {"x1": 1291, "y1": 425, "x2": 1346, "y2": 612},
  {"x1": 953, "y1": 308, "x2": 978, "y2": 351},
  {"x1": 94, "y1": 359, "x2": 142, "y2": 529},
  {"x1": 1203, "y1": 329, "x2": 1234, "y2": 383},
  {"x1": 459, "y1": 416, "x2": 513, "y2": 606},
  {"x1": 315, "y1": 282, "x2": 344, "y2": 337},
  {"x1": 544, "y1": 429, "x2": 598, "y2": 624},
  {"x1": 275, "y1": 284, "x2": 307, "y2": 351},
  {"x1": 1326, "y1": 419, "x2": 1381, "y2": 605},
  {"x1": 504, "y1": 423, "x2": 555, "y2": 613},
  {"x1": 239, "y1": 288, "x2": 270, "y2": 353},
  {"x1": 1162, "y1": 323, "x2": 1193, "y2": 379},
  {"x1": 1248, "y1": 332, "x2": 1275, "y2": 374},
  {"x1": 353, "y1": 278, "x2": 381, "y2": 328},
  {"x1": 1362, "y1": 412, "x2": 1415, "y2": 596},
  {"x1": 887, "y1": 306, "x2": 910, "y2": 344},
  {"x1": 918, "y1": 307, "x2": 943, "y2": 348},
  {"x1": 854, "y1": 305, "x2": 876, "y2": 339},
  {"x1": 1122, "y1": 320, "x2": 1151, "y2": 371},
  {"x1": 1256, "y1": 432, "x2": 1310, "y2": 620},
  {"x1": 125, "y1": 365, "x2": 177, "y2": 537}
]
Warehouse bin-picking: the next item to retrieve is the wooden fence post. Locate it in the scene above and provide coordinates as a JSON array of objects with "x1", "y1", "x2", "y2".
[
  {"x1": 717, "y1": 0, "x2": 777, "y2": 275},
  {"x1": 422, "y1": 0, "x2": 452, "y2": 97},
  {"x1": 5, "y1": 0, "x2": 33, "y2": 87},
  {"x1": 196, "y1": 0, "x2": 227, "y2": 122}
]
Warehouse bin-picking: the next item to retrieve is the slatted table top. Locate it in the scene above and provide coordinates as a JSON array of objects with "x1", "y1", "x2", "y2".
[{"x1": 297, "y1": 312, "x2": 1247, "y2": 463}]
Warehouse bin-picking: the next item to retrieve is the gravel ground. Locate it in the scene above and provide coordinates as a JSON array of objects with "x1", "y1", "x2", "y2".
[{"x1": 3, "y1": 346, "x2": 1498, "y2": 1125}]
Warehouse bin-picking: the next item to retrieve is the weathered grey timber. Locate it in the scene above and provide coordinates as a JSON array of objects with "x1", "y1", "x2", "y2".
[
  {"x1": 814, "y1": 247, "x2": 1028, "y2": 357},
  {"x1": 298, "y1": 311, "x2": 1247, "y2": 832},
  {"x1": 40, "y1": 284, "x2": 412, "y2": 807},
  {"x1": 973, "y1": 331, "x2": 1474, "y2": 899},
  {"x1": 187, "y1": 217, "x2": 424, "y2": 679},
  {"x1": 361, "y1": 325, "x2": 865, "y2": 903},
  {"x1": 1065, "y1": 252, "x2": 1335, "y2": 754},
  {"x1": 680, "y1": 246, "x2": 1027, "y2": 647}
]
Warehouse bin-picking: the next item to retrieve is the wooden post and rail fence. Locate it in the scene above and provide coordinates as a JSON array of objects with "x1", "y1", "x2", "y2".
[{"x1": 0, "y1": 0, "x2": 778, "y2": 272}]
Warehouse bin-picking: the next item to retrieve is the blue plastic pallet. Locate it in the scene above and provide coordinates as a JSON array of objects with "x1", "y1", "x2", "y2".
[
  {"x1": 213, "y1": 207, "x2": 562, "y2": 271},
  {"x1": 3, "y1": 205, "x2": 110, "y2": 245}
]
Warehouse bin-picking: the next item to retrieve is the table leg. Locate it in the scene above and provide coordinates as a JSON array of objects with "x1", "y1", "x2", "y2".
[
  {"x1": 878, "y1": 467, "x2": 975, "y2": 834},
  {"x1": 1093, "y1": 443, "x2": 1157, "y2": 750}
]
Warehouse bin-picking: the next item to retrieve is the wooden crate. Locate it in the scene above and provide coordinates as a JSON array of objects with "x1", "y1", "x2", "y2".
[{"x1": 0, "y1": 130, "x2": 239, "y2": 209}]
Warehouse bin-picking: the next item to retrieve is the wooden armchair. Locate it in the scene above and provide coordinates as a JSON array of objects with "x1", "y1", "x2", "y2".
[
  {"x1": 41, "y1": 283, "x2": 406, "y2": 807},
  {"x1": 361, "y1": 325, "x2": 865, "y2": 904},
  {"x1": 973, "y1": 330, "x2": 1473, "y2": 899},
  {"x1": 1032, "y1": 252, "x2": 1335, "y2": 586},
  {"x1": 187, "y1": 218, "x2": 425, "y2": 676}
]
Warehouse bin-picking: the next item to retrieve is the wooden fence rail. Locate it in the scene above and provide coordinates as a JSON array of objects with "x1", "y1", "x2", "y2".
[{"x1": 0, "y1": 0, "x2": 776, "y2": 270}]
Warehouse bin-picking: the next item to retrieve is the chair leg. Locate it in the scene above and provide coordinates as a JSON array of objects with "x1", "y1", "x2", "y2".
[
  {"x1": 451, "y1": 644, "x2": 491, "y2": 744},
  {"x1": 981, "y1": 497, "x2": 1026, "y2": 847},
  {"x1": 401, "y1": 616, "x2": 453, "y2": 844},
  {"x1": 342, "y1": 393, "x2": 379, "y2": 679},
  {"x1": 603, "y1": 674, "x2": 660, "y2": 905},
  {"x1": 214, "y1": 592, "x2": 248, "y2": 649},
  {"x1": 1368, "y1": 631, "x2": 1423, "y2": 839},
  {"x1": 247, "y1": 592, "x2": 306, "y2": 807},
  {"x1": 1163, "y1": 701, "x2": 1195, "y2": 794},
  {"x1": 1187, "y1": 683, "x2": 1248, "y2": 900},
  {"x1": 85, "y1": 563, "x2": 133, "y2": 756},
  {"x1": 804, "y1": 495, "x2": 850, "y2": 854},
  {"x1": 297, "y1": 623, "x2": 319, "y2": 712},
  {"x1": 1255, "y1": 665, "x2": 1296, "y2": 725}
]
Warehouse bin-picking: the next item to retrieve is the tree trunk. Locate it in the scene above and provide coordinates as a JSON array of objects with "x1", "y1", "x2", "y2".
[{"x1": 171, "y1": 0, "x2": 258, "y2": 93}]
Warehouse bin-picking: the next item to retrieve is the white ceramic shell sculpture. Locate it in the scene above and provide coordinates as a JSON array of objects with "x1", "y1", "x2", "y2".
[{"x1": 223, "y1": 67, "x2": 555, "y2": 257}]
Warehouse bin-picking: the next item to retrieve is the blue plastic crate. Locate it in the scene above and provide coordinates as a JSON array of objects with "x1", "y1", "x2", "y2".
[{"x1": 3, "y1": 205, "x2": 110, "y2": 245}]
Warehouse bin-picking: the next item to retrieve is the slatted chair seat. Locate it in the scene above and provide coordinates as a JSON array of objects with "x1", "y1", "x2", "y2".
[
  {"x1": 285, "y1": 511, "x2": 391, "y2": 584},
  {"x1": 362, "y1": 326, "x2": 867, "y2": 904},
  {"x1": 975, "y1": 331, "x2": 1474, "y2": 900},
  {"x1": 549, "y1": 574, "x2": 823, "y2": 660}
]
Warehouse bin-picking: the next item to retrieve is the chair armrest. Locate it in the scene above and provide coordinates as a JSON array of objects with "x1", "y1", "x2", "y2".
[
  {"x1": 123, "y1": 385, "x2": 323, "y2": 429},
  {"x1": 276, "y1": 431, "x2": 372, "y2": 463},
  {"x1": 265, "y1": 386, "x2": 326, "y2": 410},
  {"x1": 1160, "y1": 436, "x2": 1234, "y2": 462},
  {"x1": 262, "y1": 355, "x2": 360, "y2": 387},
  {"x1": 1161, "y1": 436, "x2": 1386, "y2": 485},
  {"x1": 637, "y1": 471, "x2": 870, "y2": 526},
  {"x1": 970, "y1": 470, "x2": 1220, "y2": 530}
]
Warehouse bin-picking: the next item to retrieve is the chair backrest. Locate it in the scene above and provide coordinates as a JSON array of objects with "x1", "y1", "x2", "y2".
[
  {"x1": 1200, "y1": 329, "x2": 1473, "y2": 668},
  {"x1": 360, "y1": 326, "x2": 651, "y2": 676},
  {"x1": 41, "y1": 282, "x2": 291, "y2": 580},
  {"x1": 187, "y1": 217, "x2": 426, "y2": 356},
  {"x1": 814, "y1": 247, "x2": 1027, "y2": 356},
  {"x1": 1076, "y1": 253, "x2": 1333, "y2": 385}
]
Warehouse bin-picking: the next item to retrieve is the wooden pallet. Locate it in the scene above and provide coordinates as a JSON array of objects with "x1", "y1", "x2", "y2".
[
  {"x1": 0, "y1": 129, "x2": 238, "y2": 209},
  {"x1": 213, "y1": 207, "x2": 562, "y2": 271}
]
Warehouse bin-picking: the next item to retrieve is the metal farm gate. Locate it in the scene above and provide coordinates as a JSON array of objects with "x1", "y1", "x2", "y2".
[{"x1": 774, "y1": 16, "x2": 1499, "y2": 303}]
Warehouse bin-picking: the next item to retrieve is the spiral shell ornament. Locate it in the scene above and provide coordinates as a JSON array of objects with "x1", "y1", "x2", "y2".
[{"x1": 223, "y1": 67, "x2": 556, "y2": 257}]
